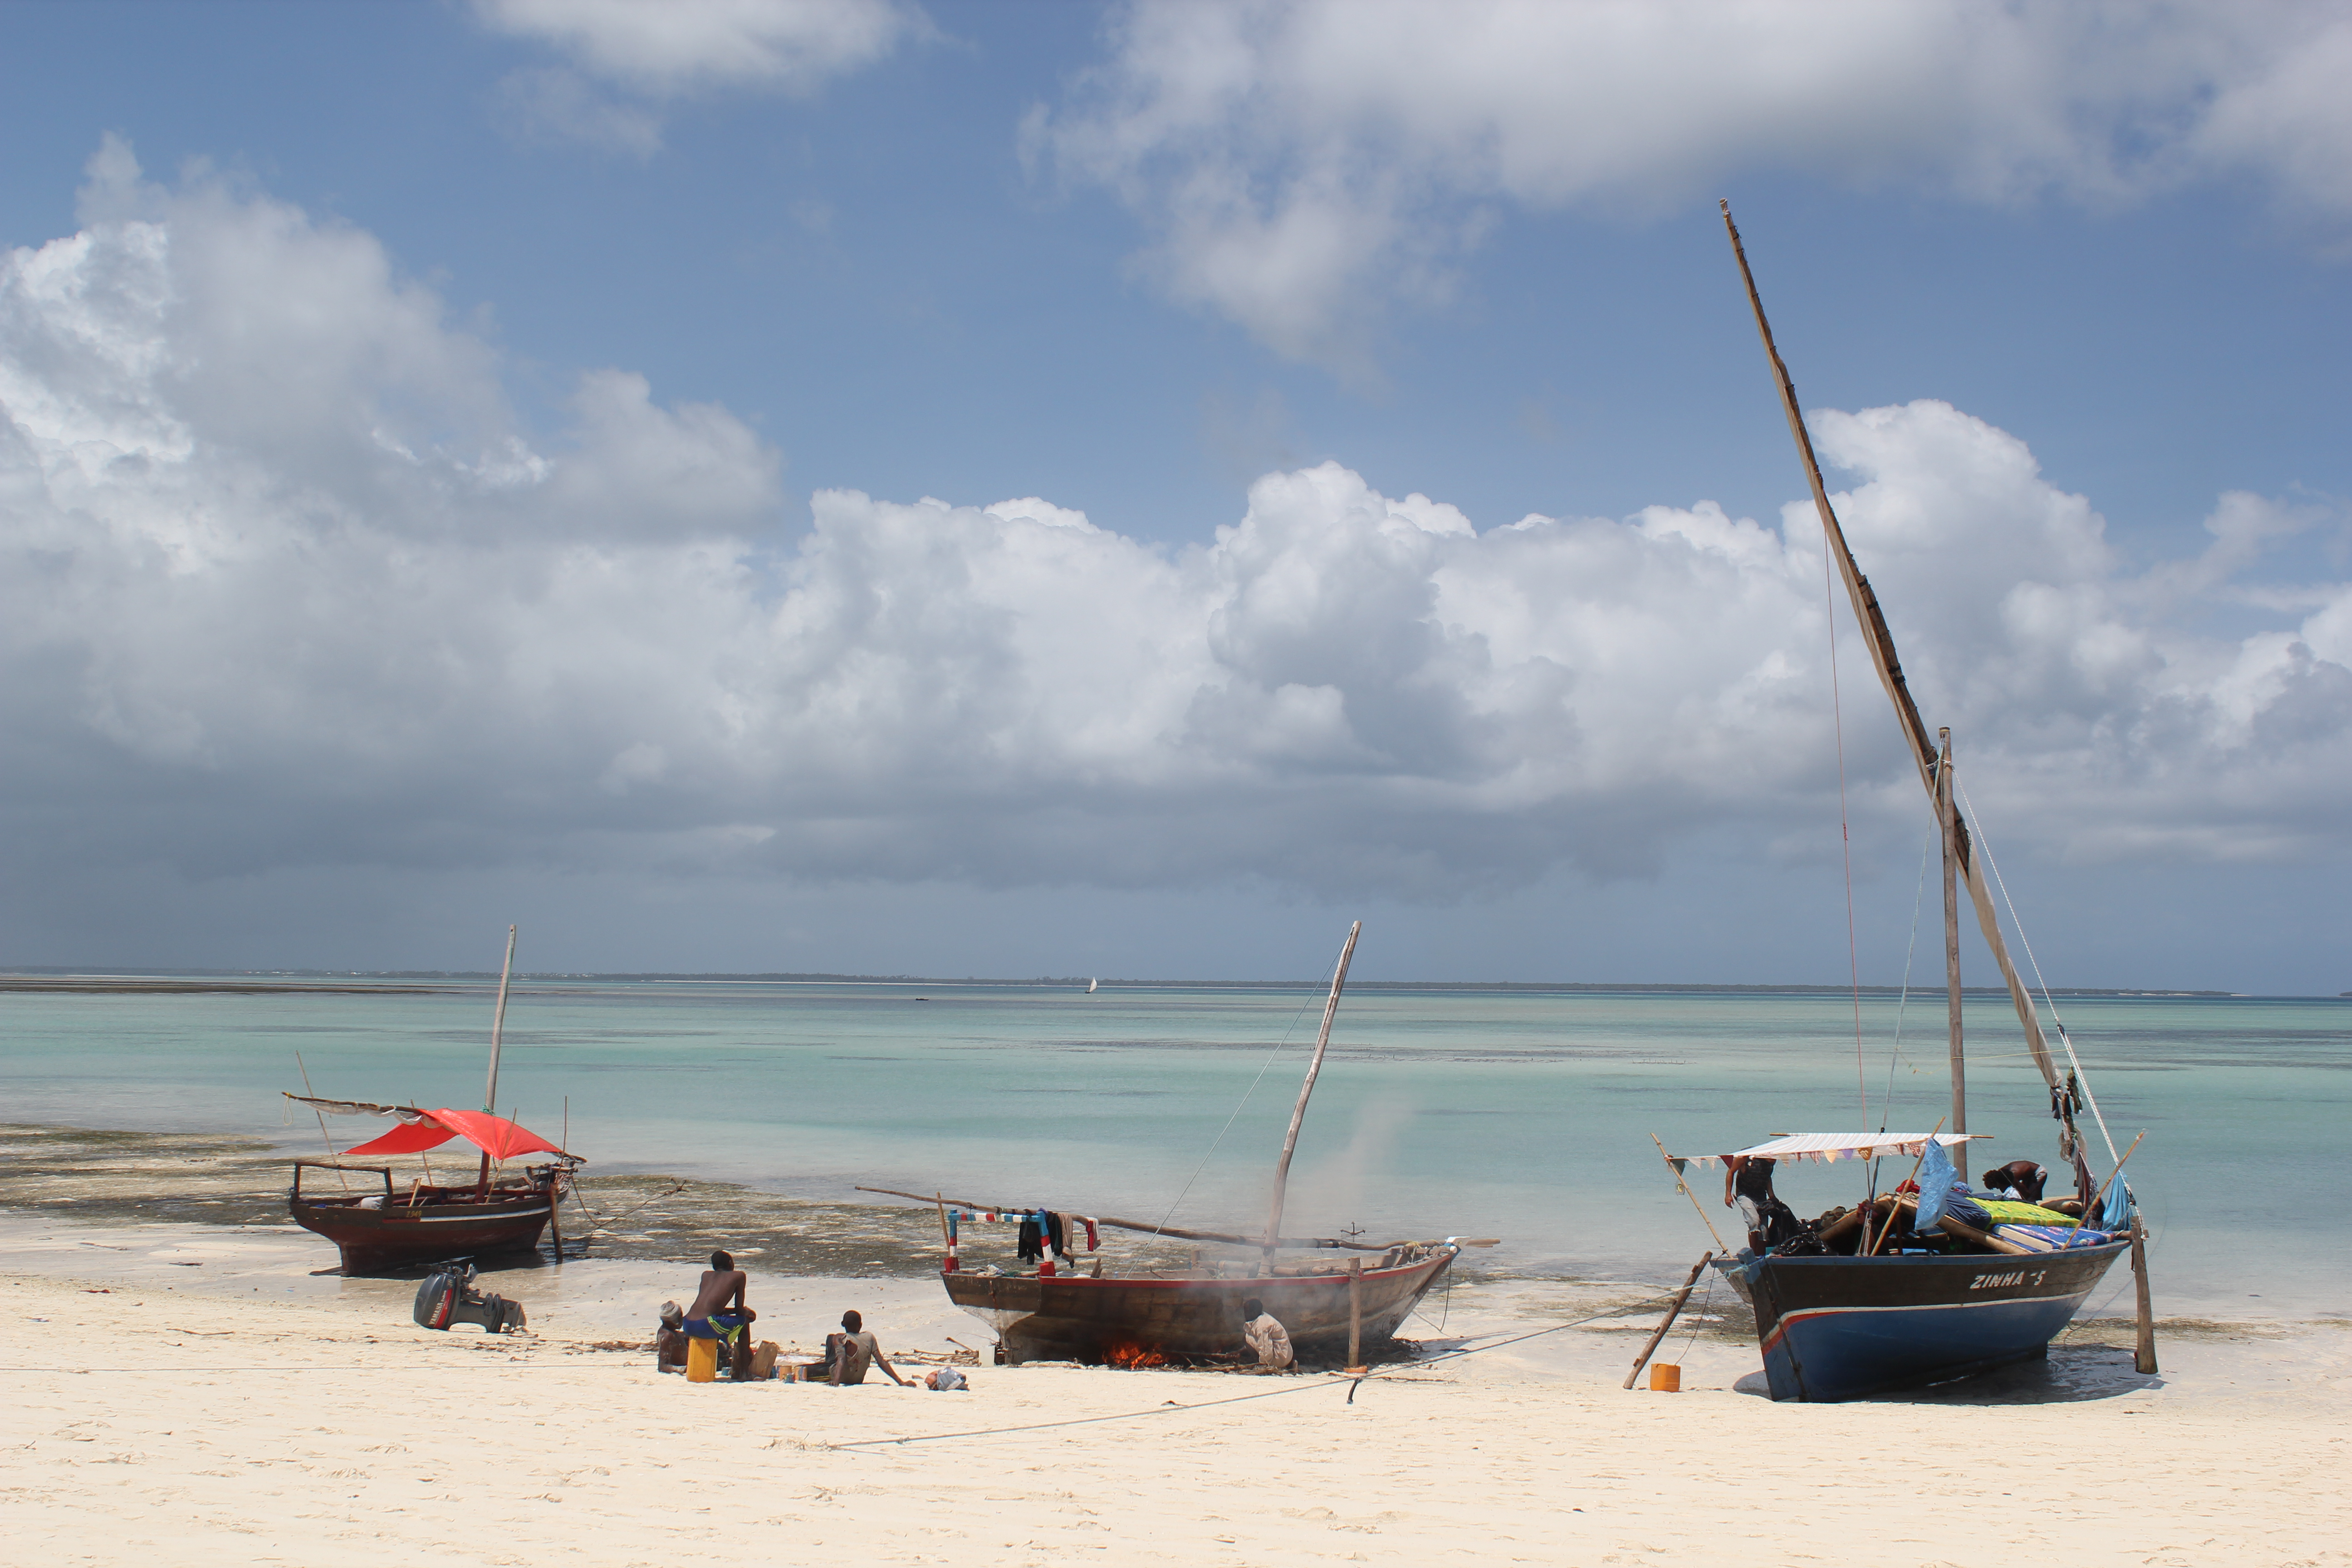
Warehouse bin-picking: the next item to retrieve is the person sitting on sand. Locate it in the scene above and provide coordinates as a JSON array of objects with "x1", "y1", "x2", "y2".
[
  {"x1": 685, "y1": 1250, "x2": 757, "y2": 1378},
  {"x1": 826, "y1": 1310, "x2": 909, "y2": 1387},
  {"x1": 654, "y1": 1300, "x2": 690, "y2": 1372},
  {"x1": 1240, "y1": 1298, "x2": 1294, "y2": 1373},
  {"x1": 1981, "y1": 1160, "x2": 2050, "y2": 1204}
]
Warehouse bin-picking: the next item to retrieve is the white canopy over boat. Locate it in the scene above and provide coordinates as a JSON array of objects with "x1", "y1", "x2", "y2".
[{"x1": 1681, "y1": 1132, "x2": 1989, "y2": 1167}]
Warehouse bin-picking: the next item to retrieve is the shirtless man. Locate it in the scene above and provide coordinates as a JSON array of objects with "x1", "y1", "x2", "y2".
[
  {"x1": 1981, "y1": 1160, "x2": 2050, "y2": 1204},
  {"x1": 685, "y1": 1250, "x2": 757, "y2": 1379},
  {"x1": 826, "y1": 1309, "x2": 908, "y2": 1386}
]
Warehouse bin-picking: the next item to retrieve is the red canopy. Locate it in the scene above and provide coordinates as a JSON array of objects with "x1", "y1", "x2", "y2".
[
  {"x1": 341, "y1": 1119, "x2": 458, "y2": 1156},
  {"x1": 342, "y1": 1109, "x2": 565, "y2": 1162}
]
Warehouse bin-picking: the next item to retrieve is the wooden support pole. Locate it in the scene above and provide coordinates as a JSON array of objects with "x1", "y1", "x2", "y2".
[
  {"x1": 2129, "y1": 1212, "x2": 2158, "y2": 1374},
  {"x1": 1624, "y1": 1252, "x2": 1714, "y2": 1390},
  {"x1": 1938, "y1": 730, "x2": 1966, "y2": 1136},
  {"x1": 1346, "y1": 1257, "x2": 1365, "y2": 1374},
  {"x1": 1935, "y1": 1214, "x2": 2031, "y2": 1256}
]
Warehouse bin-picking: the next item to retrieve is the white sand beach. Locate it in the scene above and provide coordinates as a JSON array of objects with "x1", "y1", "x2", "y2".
[{"x1": 5, "y1": 1215, "x2": 2348, "y2": 1568}]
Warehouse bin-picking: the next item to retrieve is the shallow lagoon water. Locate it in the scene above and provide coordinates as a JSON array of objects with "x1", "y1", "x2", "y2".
[{"x1": 2, "y1": 980, "x2": 2342, "y2": 1319}]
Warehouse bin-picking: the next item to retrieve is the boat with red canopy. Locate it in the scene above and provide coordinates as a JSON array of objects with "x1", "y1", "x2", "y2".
[
  {"x1": 285, "y1": 1102, "x2": 579, "y2": 1274},
  {"x1": 283, "y1": 926, "x2": 584, "y2": 1275}
]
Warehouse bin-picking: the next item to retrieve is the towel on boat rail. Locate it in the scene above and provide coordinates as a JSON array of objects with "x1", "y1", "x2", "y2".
[{"x1": 1992, "y1": 1224, "x2": 2114, "y2": 1253}]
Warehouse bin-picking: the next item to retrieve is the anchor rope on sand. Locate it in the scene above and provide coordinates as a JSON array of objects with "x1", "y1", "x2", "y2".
[{"x1": 829, "y1": 1290, "x2": 1686, "y2": 1450}]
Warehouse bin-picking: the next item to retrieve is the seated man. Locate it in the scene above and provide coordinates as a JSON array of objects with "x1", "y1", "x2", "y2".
[
  {"x1": 1240, "y1": 1297, "x2": 1294, "y2": 1373},
  {"x1": 1981, "y1": 1160, "x2": 2050, "y2": 1204},
  {"x1": 826, "y1": 1309, "x2": 909, "y2": 1386},
  {"x1": 654, "y1": 1300, "x2": 690, "y2": 1372},
  {"x1": 685, "y1": 1250, "x2": 757, "y2": 1378}
]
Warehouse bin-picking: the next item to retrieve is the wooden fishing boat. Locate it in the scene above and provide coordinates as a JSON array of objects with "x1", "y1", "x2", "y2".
[
  {"x1": 868, "y1": 923, "x2": 1487, "y2": 1366},
  {"x1": 288, "y1": 1150, "x2": 568, "y2": 1276},
  {"x1": 1651, "y1": 207, "x2": 2148, "y2": 1402},
  {"x1": 284, "y1": 926, "x2": 583, "y2": 1275}
]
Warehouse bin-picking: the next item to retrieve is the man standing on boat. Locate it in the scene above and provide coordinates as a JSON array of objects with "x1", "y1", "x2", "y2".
[
  {"x1": 1240, "y1": 1298, "x2": 1294, "y2": 1372},
  {"x1": 685, "y1": 1250, "x2": 757, "y2": 1379}
]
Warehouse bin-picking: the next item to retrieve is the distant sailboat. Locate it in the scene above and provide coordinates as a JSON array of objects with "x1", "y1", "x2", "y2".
[{"x1": 1086, "y1": 978, "x2": 1099, "y2": 994}]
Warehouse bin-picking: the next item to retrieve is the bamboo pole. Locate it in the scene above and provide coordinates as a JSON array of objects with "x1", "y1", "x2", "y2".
[
  {"x1": 1624, "y1": 1252, "x2": 1714, "y2": 1389},
  {"x1": 2129, "y1": 1212, "x2": 2158, "y2": 1374},
  {"x1": 1264, "y1": 923, "x2": 1362, "y2": 1259},
  {"x1": 1939, "y1": 730, "x2": 1966, "y2": 1136},
  {"x1": 295, "y1": 1053, "x2": 351, "y2": 1195},
  {"x1": 1935, "y1": 1215, "x2": 2031, "y2": 1256}
]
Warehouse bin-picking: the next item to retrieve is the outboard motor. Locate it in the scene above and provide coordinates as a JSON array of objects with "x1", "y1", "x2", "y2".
[{"x1": 412, "y1": 1263, "x2": 527, "y2": 1334}]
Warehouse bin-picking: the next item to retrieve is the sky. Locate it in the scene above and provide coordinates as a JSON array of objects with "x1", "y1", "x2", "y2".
[{"x1": 0, "y1": 0, "x2": 2347, "y2": 991}]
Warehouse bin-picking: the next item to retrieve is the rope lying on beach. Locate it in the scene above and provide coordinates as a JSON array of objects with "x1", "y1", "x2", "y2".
[{"x1": 829, "y1": 1289, "x2": 1686, "y2": 1451}]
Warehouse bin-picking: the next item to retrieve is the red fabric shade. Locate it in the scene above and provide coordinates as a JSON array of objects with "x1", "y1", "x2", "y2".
[
  {"x1": 342, "y1": 1119, "x2": 459, "y2": 1156},
  {"x1": 339, "y1": 1109, "x2": 564, "y2": 1162},
  {"x1": 421, "y1": 1108, "x2": 566, "y2": 1162}
]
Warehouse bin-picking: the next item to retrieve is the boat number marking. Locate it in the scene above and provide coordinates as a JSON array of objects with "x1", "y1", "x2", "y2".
[{"x1": 1968, "y1": 1270, "x2": 2049, "y2": 1290}]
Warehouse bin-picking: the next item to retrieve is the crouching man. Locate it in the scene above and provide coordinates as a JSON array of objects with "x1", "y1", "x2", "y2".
[{"x1": 1240, "y1": 1297, "x2": 1294, "y2": 1373}]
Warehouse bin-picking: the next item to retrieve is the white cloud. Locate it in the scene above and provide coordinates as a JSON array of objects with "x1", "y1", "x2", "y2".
[
  {"x1": 1, "y1": 148, "x2": 2345, "y2": 908},
  {"x1": 1040, "y1": 0, "x2": 2352, "y2": 367},
  {"x1": 475, "y1": 0, "x2": 919, "y2": 150}
]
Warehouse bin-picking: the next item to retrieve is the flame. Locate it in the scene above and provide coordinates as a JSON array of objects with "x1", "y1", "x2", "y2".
[{"x1": 1103, "y1": 1341, "x2": 1166, "y2": 1369}]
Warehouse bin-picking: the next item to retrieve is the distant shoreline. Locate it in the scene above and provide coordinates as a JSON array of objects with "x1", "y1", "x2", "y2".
[{"x1": 0, "y1": 967, "x2": 2294, "y2": 998}]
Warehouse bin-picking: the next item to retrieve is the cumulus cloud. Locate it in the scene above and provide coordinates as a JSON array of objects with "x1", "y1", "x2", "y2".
[
  {"x1": 475, "y1": 0, "x2": 920, "y2": 151},
  {"x1": 1, "y1": 148, "x2": 2345, "y2": 910},
  {"x1": 1038, "y1": 0, "x2": 2352, "y2": 367}
]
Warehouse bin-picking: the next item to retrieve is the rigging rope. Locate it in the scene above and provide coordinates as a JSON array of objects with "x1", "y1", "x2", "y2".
[
  {"x1": 829, "y1": 1288, "x2": 1684, "y2": 1450},
  {"x1": 1882, "y1": 815, "x2": 1936, "y2": 1128},
  {"x1": 1956, "y1": 781, "x2": 2120, "y2": 1164},
  {"x1": 1821, "y1": 529, "x2": 1868, "y2": 1119},
  {"x1": 1147, "y1": 950, "x2": 1333, "y2": 1240}
]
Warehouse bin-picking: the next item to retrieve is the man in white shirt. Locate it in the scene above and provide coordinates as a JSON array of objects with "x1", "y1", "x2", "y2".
[{"x1": 1240, "y1": 1297, "x2": 1294, "y2": 1372}]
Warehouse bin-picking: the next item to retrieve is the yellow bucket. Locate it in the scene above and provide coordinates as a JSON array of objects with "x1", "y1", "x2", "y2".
[
  {"x1": 686, "y1": 1337, "x2": 720, "y2": 1383},
  {"x1": 1648, "y1": 1362, "x2": 1681, "y2": 1393}
]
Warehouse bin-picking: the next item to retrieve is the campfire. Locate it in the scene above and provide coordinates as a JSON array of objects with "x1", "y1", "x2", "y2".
[{"x1": 1102, "y1": 1341, "x2": 1166, "y2": 1369}]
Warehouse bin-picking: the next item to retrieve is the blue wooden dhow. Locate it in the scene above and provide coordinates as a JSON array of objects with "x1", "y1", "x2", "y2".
[{"x1": 1661, "y1": 208, "x2": 2154, "y2": 1401}]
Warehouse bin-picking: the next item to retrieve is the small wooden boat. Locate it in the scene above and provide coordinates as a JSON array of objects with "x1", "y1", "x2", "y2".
[
  {"x1": 284, "y1": 926, "x2": 583, "y2": 1275},
  {"x1": 288, "y1": 1151, "x2": 568, "y2": 1276},
  {"x1": 939, "y1": 1243, "x2": 1458, "y2": 1365},
  {"x1": 1654, "y1": 208, "x2": 2150, "y2": 1401},
  {"x1": 869, "y1": 923, "x2": 1490, "y2": 1365}
]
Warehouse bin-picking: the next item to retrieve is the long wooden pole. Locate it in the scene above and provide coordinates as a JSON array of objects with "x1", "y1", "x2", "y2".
[
  {"x1": 1346, "y1": 1256, "x2": 1365, "y2": 1374},
  {"x1": 478, "y1": 924, "x2": 517, "y2": 1199},
  {"x1": 2129, "y1": 1212, "x2": 2159, "y2": 1373},
  {"x1": 851, "y1": 1185, "x2": 1490, "y2": 1253},
  {"x1": 1650, "y1": 1133, "x2": 1730, "y2": 1254},
  {"x1": 2085, "y1": 1131, "x2": 2146, "y2": 1216},
  {"x1": 1721, "y1": 201, "x2": 2063, "y2": 1100},
  {"x1": 1939, "y1": 729, "x2": 1966, "y2": 1136},
  {"x1": 1865, "y1": 1116, "x2": 1946, "y2": 1256},
  {"x1": 1624, "y1": 1252, "x2": 1714, "y2": 1390},
  {"x1": 1263, "y1": 922, "x2": 1362, "y2": 1258}
]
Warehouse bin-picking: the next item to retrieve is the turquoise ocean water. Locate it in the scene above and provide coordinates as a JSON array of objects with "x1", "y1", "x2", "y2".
[{"x1": 2, "y1": 980, "x2": 2343, "y2": 1319}]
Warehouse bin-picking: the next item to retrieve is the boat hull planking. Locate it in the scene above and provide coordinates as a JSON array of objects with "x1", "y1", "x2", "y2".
[
  {"x1": 1717, "y1": 1240, "x2": 2130, "y2": 1401},
  {"x1": 289, "y1": 1165, "x2": 557, "y2": 1275},
  {"x1": 943, "y1": 1248, "x2": 1456, "y2": 1364}
]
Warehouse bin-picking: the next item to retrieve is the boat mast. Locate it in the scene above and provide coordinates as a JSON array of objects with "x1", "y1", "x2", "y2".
[
  {"x1": 1938, "y1": 729, "x2": 1965, "y2": 1133},
  {"x1": 485, "y1": 923, "x2": 517, "y2": 1114},
  {"x1": 1262, "y1": 921, "x2": 1362, "y2": 1262},
  {"x1": 477, "y1": 924, "x2": 516, "y2": 1196},
  {"x1": 1719, "y1": 201, "x2": 2062, "y2": 1101}
]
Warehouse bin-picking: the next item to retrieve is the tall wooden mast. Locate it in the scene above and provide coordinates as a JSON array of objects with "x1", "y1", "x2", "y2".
[
  {"x1": 1263, "y1": 921, "x2": 1362, "y2": 1261},
  {"x1": 1720, "y1": 201, "x2": 2059, "y2": 1097},
  {"x1": 1938, "y1": 729, "x2": 1966, "y2": 1133}
]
